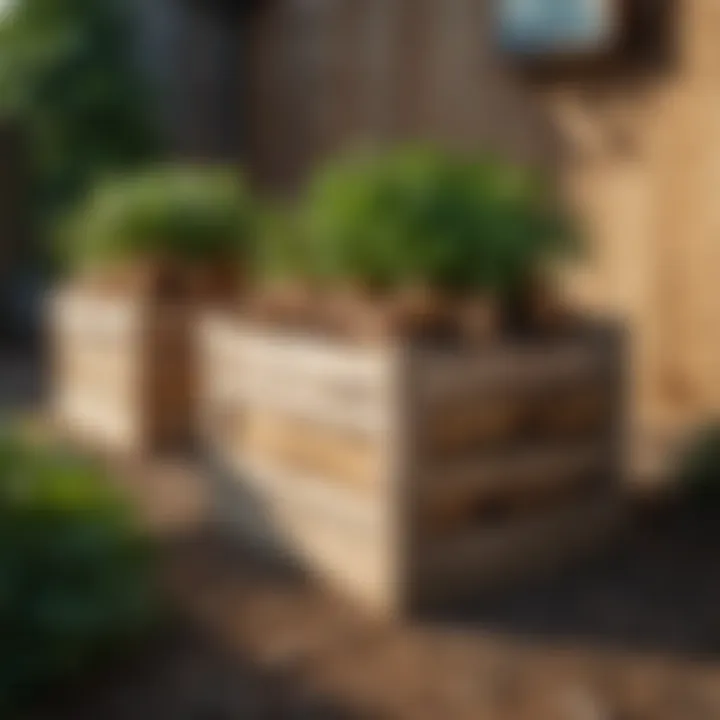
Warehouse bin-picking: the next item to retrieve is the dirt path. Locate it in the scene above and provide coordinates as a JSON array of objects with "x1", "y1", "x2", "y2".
[
  {"x1": 30, "y1": 453, "x2": 720, "y2": 720},
  {"x1": 7, "y1": 352, "x2": 720, "y2": 720}
]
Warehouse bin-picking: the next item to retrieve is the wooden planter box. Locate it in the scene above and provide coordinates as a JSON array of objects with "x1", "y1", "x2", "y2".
[
  {"x1": 51, "y1": 286, "x2": 196, "y2": 454},
  {"x1": 198, "y1": 315, "x2": 625, "y2": 614}
]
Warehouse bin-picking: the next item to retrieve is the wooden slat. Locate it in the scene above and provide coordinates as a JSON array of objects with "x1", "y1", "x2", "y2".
[
  {"x1": 51, "y1": 288, "x2": 143, "y2": 340},
  {"x1": 415, "y1": 334, "x2": 617, "y2": 402},
  {"x1": 413, "y1": 492, "x2": 622, "y2": 609},
  {"x1": 421, "y1": 395, "x2": 527, "y2": 456},
  {"x1": 226, "y1": 454, "x2": 385, "y2": 533},
  {"x1": 230, "y1": 380, "x2": 390, "y2": 436},
  {"x1": 56, "y1": 392, "x2": 139, "y2": 452},
  {"x1": 242, "y1": 410, "x2": 383, "y2": 492},
  {"x1": 52, "y1": 290, "x2": 144, "y2": 452},
  {"x1": 198, "y1": 315, "x2": 394, "y2": 435},
  {"x1": 221, "y1": 481, "x2": 392, "y2": 609},
  {"x1": 199, "y1": 316, "x2": 622, "y2": 614},
  {"x1": 201, "y1": 317, "x2": 390, "y2": 382},
  {"x1": 274, "y1": 500, "x2": 392, "y2": 610},
  {"x1": 233, "y1": 322, "x2": 391, "y2": 384},
  {"x1": 52, "y1": 290, "x2": 197, "y2": 453},
  {"x1": 209, "y1": 445, "x2": 394, "y2": 610},
  {"x1": 418, "y1": 441, "x2": 611, "y2": 499}
]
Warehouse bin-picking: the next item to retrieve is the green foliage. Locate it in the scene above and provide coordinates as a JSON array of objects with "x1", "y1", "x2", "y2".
[
  {"x1": 0, "y1": 0, "x2": 158, "y2": 233},
  {"x1": 295, "y1": 147, "x2": 577, "y2": 294},
  {"x1": 677, "y1": 423, "x2": 720, "y2": 506},
  {"x1": 0, "y1": 435, "x2": 156, "y2": 712},
  {"x1": 63, "y1": 166, "x2": 254, "y2": 268},
  {"x1": 253, "y1": 203, "x2": 314, "y2": 283}
]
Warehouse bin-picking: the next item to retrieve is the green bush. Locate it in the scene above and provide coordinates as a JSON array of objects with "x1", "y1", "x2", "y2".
[
  {"x1": 253, "y1": 202, "x2": 314, "y2": 284},
  {"x1": 63, "y1": 166, "x2": 254, "y2": 269},
  {"x1": 293, "y1": 147, "x2": 576, "y2": 294},
  {"x1": 0, "y1": 436, "x2": 156, "y2": 712},
  {"x1": 0, "y1": 0, "x2": 159, "y2": 237}
]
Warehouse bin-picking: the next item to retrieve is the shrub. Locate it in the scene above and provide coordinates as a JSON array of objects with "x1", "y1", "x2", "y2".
[
  {"x1": 0, "y1": 435, "x2": 156, "y2": 712},
  {"x1": 62, "y1": 166, "x2": 254, "y2": 270},
  {"x1": 294, "y1": 147, "x2": 576, "y2": 295},
  {"x1": 0, "y1": 0, "x2": 159, "y2": 235},
  {"x1": 253, "y1": 202, "x2": 313, "y2": 284}
]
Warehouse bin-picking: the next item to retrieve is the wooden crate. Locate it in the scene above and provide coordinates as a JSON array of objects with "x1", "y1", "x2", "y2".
[
  {"x1": 198, "y1": 315, "x2": 625, "y2": 614},
  {"x1": 51, "y1": 286, "x2": 195, "y2": 454}
]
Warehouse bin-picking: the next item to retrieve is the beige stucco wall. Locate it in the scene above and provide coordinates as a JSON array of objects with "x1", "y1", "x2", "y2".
[
  {"x1": 248, "y1": 0, "x2": 720, "y2": 468},
  {"x1": 547, "y1": 0, "x2": 720, "y2": 466}
]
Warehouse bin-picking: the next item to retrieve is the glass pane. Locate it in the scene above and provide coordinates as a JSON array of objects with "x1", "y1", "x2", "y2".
[{"x1": 499, "y1": 0, "x2": 617, "y2": 55}]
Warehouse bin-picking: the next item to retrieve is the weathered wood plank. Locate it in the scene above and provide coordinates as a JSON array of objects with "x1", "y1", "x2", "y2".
[
  {"x1": 418, "y1": 441, "x2": 611, "y2": 508},
  {"x1": 198, "y1": 315, "x2": 393, "y2": 435},
  {"x1": 241, "y1": 410, "x2": 383, "y2": 491},
  {"x1": 55, "y1": 391, "x2": 140, "y2": 452},
  {"x1": 415, "y1": 333, "x2": 618, "y2": 401},
  {"x1": 226, "y1": 454, "x2": 385, "y2": 533},
  {"x1": 412, "y1": 492, "x2": 622, "y2": 611},
  {"x1": 204, "y1": 317, "x2": 392, "y2": 383},
  {"x1": 52, "y1": 289, "x2": 198, "y2": 453},
  {"x1": 51, "y1": 288, "x2": 144, "y2": 340},
  {"x1": 198, "y1": 315, "x2": 623, "y2": 614}
]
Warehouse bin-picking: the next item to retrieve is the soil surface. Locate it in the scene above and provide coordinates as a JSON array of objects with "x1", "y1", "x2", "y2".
[{"x1": 5, "y1": 349, "x2": 720, "y2": 720}]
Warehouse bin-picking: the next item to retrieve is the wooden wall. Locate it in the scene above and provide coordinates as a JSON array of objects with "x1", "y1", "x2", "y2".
[
  {"x1": 247, "y1": 0, "x2": 560, "y2": 189},
  {"x1": 246, "y1": 0, "x2": 720, "y2": 467},
  {"x1": 132, "y1": 0, "x2": 247, "y2": 161}
]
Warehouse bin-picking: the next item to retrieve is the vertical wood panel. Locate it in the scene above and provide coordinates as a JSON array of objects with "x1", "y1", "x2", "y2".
[{"x1": 248, "y1": 1, "x2": 298, "y2": 190}]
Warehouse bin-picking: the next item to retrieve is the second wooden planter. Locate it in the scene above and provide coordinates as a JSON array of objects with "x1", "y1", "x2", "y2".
[
  {"x1": 52, "y1": 286, "x2": 198, "y2": 454},
  {"x1": 198, "y1": 315, "x2": 626, "y2": 614}
]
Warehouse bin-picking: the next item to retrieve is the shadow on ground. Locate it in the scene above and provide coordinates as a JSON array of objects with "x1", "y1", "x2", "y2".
[
  {"x1": 429, "y1": 503, "x2": 720, "y2": 661},
  {"x1": 203, "y1": 434, "x2": 720, "y2": 663},
  {"x1": 7, "y1": 348, "x2": 720, "y2": 718},
  {"x1": 33, "y1": 619, "x2": 363, "y2": 720},
  {"x1": 38, "y1": 509, "x2": 720, "y2": 720}
]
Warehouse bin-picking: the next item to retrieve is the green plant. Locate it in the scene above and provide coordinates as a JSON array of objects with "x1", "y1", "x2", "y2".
[
  {"x1": 253, "y1": 203, "x2": 314, "y2": 284},
  {"x1": 296, "y1": 146, "x2": 577, "y2": 295},
  {"x1": 0, "y1": 434, "x2": 156, "y2": 713},
  {"x1": 63, "y1": 166, "x2": 254, "y2": 269},
  {"x1": 0, "y1": 0, "x2": 159, "y2": 239}
]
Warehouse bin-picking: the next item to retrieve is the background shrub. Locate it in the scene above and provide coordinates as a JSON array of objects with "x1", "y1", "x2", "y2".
[
  {"x1": 63, "y1": 166, "x2": 254, "y2": 269},
  {"x1": 253, "y1": 202, "x2": 313, "y2": 284},
  {"x1": 0, "y1": 435, "x2": 156, "y2": 713},
  {"x1": 0, "y1": 0, "x2": 158, "y2": 236},
  {"x1": 294, "y1": 147, "x2": 576, "y2": 295}
]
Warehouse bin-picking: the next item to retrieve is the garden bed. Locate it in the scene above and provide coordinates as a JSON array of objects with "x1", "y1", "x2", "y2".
[
  {"x1": 51, "y1": 285, "x2": 195, "y2": 454},
  {"x1": 198, "y1": 314, "x2": 625, "y2": 613},
  {"x1": 50, "y1": 166, "x2": 249, "y2": 455}
]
